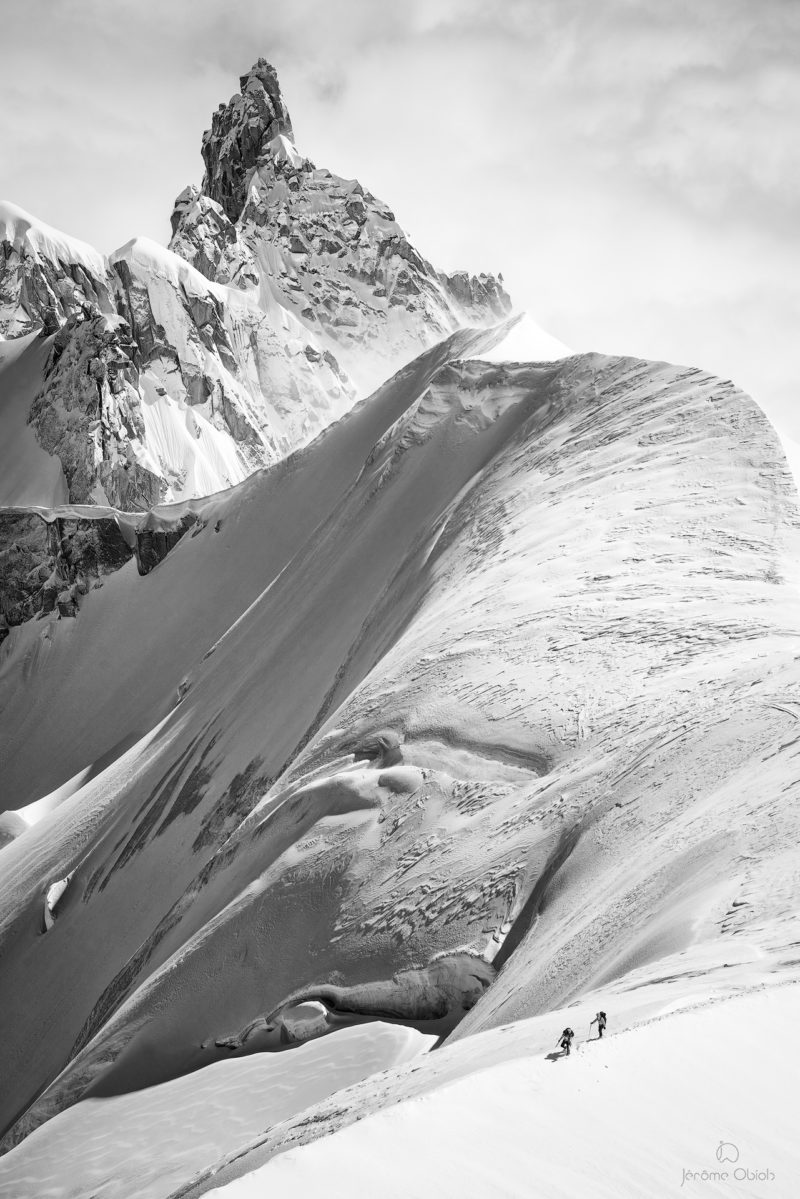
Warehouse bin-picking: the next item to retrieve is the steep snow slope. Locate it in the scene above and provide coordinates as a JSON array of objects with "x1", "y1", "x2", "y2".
[
  {"x1": 0, "y1": 1022, "x2": 433, "y2": 1199},
  {"x1": 0, "y1": 202, "x2": 106, "y2": 287},
  {"x1": 196, "y1": 984, "x2": 798, "y2": 1199},
  {"x1": 0, "y1": 321, "x2": 512, "y2": 809},
  {"x1": 1, "y1": 341, "x2": 798, "y2": 1162}
]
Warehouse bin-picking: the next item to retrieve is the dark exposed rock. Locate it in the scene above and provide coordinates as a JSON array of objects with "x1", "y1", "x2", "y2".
[
  {"x1": 170, "y1": 185, "x2": 201, "y2": 238},
  {"x1": 27, "y1": 310, "x2": 162, "y2": 509},
  {"x1": 40, "y1": 305, "x2": 61, "y2": 337},
  {"x1": 393, "y1": 269, "x2": 422, "y2": 297},
  {"x1": 0, "y1": 503, "x2": 197, "y2": 636},
  {"x1": 441, "y1": 270, "x2": 512, "y2": 320},
  {"x1": 110, "y1": 258, "x2": 169, "y2": 366},
  {"x1": 201, "y1": 59, "x2": 294, "y2": 222},
  {"x1": 56, "y1": 586, "x2": 79, "y2": 618},
  {"x1": 168, "y1": 60, "x2": 515, "y2": 400},
  {"x1": 3, "y1": 60, "x2": 519, "y2": 521},
  {"x1": 0, "y1": 234, "x2": 115, "y2": 339},
  {"x1": 134, "y1": 515, "x2": 198, "y2": 575},
  {"x1": 345, "y1": 196, "x2": 367, "y2": 224},
  {"x1": 169, "y1": 193, "x2": 240, "y2": 282},
  {"x1": 0, "y1": 511, "x2": 134, "y2": 626}
]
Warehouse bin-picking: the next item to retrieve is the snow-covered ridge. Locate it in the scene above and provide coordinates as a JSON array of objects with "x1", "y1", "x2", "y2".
[
  {"x1": 2, "y1": 346, "x2": 798, "y2": 1163},
  {"x1": 168, "y1": 58, "x2": 530, "y2": 397},
  {"x1": 0, "y1": 199, "x2": 108, "y2": 278},
  {"x1": 471, "y1": 310, "x2": 571, "y2": 362},
  {"x1": 111, "y1": 236, "x2": 229, "y2": 300}
]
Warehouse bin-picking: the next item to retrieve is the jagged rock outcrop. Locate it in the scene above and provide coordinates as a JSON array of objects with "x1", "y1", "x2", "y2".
[
  {"x1": 0, "y1": 50, "x2": 796, "y2": 1198},
  {"x1": 0, "y1": 203, "x2": 115, "y2": 338},
  {"x1": 0, "y1": 58, "x2": 540, "y2": 520},
  {"x1": 168, "y1": 189, "x2": 239, "y2": 277},
  {"x1": 0, "y1": 502, "x2": 208, "y2": 635},
  {"x1": 29, "y1": 308, "x2": 162, "y2": 508},
  {"x1": 110, "y1": 238, "x2": 353, "y2": 483},
  {"x1": 201, "y1": 58, "x2": 294, "y2": 222},
  {"x1": 169, "y1": 59, "x2": 513, "y2": 395},
  {"x1": 441, "y1": 270, "x2": 511, "y2": 323},
  {"x1": 8, "y1": 339, "x2": 796, "y2": 1150},
  {"x1": 134, "y1": 513, "x2": 197, "y2": 575},
  {"x1": 0, "y1": 510, "x2": 134, "y2": 626},
  {"x1": 0, "y1": 212, "x2": 357, "y2": 509}
]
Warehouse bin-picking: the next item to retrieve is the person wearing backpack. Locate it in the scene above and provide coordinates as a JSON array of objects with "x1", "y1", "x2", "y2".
[
  {"x1": 589, "y1": 1011, "x2": 607, "y2": 1038},
  {"x1": 557, "y1": 1027, "x2": 575, "y2": 1055}
]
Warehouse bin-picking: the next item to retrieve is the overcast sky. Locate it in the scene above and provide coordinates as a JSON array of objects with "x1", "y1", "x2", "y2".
[{"x1": 2, "y1": 0, "x2": 797, "y2": 432}]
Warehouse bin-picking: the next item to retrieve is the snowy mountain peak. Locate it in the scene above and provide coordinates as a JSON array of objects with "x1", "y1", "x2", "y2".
[
  {"x1": 167, "y1": 58, "x2": 523, "y2": 397},
  {"x1": 1, "y1": 58, "x2": 566, "y2": 524},
  {"x1": 201, "y1": 58, "x2": 295, "y2": 222}
]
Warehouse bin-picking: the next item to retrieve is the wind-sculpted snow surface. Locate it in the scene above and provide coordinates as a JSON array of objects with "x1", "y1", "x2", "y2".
[
  {"x1": 2, "y1": 338, "x2": 799, "y2": 1171},
  {"x1": 212, "y1": 953, "x2": 496, "y2": 1051}
]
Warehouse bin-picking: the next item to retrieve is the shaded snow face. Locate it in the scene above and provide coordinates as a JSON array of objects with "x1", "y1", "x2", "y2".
[
  {"x1": 211, "y1": 953, "x2": 497, "y2": 1054},
  {"x1": 2, "y1": 341, "x2": 799, "y2": 1155}
]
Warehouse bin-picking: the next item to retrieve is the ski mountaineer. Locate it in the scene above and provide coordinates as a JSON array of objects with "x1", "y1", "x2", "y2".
[
  {"x1": 589, "y1": 1011, "x2": 607, "y2": 1038},
  {"x1": 557, "y1": 1027, "x2": 575, "y2": 1055}
]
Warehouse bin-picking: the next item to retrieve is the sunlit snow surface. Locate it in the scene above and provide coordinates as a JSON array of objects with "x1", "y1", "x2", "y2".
[
  {"x1": 0, "y1": 1023, "x2": 432, "y2": 1199},
  {"x1": 472, "y1": 311, "x2": 571, "y2": 362},
  {"x1": 0, "y1": 200, "x2": 107, "y2": 280},
  {"x1": 206, "y1": 985, "x2": 798, "y2": 1199}
]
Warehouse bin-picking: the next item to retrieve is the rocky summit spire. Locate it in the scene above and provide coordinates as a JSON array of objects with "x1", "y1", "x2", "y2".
[{"x1": 201, "y1": 58, "x2": 294, "y2": 222}]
